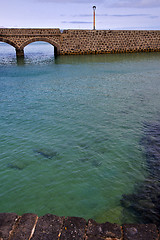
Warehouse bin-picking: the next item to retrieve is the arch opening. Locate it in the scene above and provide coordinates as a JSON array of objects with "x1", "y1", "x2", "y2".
[
  {"x1": 0, "y1": 38, "x2": 24, "y2": 60},
  {"x1": 22, "y1": 38, "x2": 60, "y2": 56},
  {"x1": 0, "y1": 38, "x2": 60, "y2": 63},
  {"x1": 0, "y1": 41, "x2": 17, "y2": 64},
  {"x1": 21, "y1": 41, "x2": 58, "y2": 64}
]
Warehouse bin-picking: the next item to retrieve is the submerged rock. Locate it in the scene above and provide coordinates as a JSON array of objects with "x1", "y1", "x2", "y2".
[
  {"x1": 121, "y1": 121, "x2": 160, "y2": 225},
  {"x1": 121, "y1": 179, "x2": 160, "y2": 224},
  {"x1": 141, "y1": 121, "x2": 160, "y2": 176},
  {"x1": 78, "y1": 157, "x2": 89, "y2": 163},
  {"x1": 78, "y1": 143, "x2": 90, "y2": 149},
  {"x1": 92, "y1": 159, "x2": 102, "y2": 167},
  {"x1": 78, "y1": 156, "x2": 102, "y2": 167},
  {"x1": 34, "y1": 149, "x2": 58, "y2": 159},
  {"x1": 7, "y1": 163, "x2": 24, "y2": 171}
]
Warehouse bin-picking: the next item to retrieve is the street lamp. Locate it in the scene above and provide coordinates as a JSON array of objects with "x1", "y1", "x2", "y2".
[{"x1": 93, "y1": 6, "x2": 96, "y2": 30}]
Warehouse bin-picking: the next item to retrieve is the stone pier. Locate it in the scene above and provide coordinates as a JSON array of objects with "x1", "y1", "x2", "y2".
[
  {"x1": 16, "y1": 49, "x2": 24, "y2": 58},
  {"x1": 0, "y1": 213, "x2": 159, "y2": 240},
  {"x1": 0, "y1": 29, "x2": 160, "y2": 58}
]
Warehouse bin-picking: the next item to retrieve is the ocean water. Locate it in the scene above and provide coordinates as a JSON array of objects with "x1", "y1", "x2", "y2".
[{"x1": 0, "y1": 42, "x2": 160, "y2": 224}]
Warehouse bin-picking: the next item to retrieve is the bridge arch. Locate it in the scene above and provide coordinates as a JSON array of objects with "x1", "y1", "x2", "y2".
[
  {"x1": 0, "y1": 38, "x2": 18, "y2": 49},
  {"x1": 21, "y1": 37, "x2": 60, "y2": 56}
]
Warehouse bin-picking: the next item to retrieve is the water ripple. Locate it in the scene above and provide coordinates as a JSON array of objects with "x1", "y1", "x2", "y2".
[{"x1": 0, "y1": 43, "x2": 160, "y2": 223}]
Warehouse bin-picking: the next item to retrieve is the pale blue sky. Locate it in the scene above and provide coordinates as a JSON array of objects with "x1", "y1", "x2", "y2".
[{"x1": 0, "y1": 0, "x2": 160, "y2": 30}]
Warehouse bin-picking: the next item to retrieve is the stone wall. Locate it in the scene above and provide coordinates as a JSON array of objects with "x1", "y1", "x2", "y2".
[
  {"x1": 0, "y1": 213, "x2": 160, "y2": 240},
  {"x1": 0, "y1": 28, "x2": 160, "y2": 56},
  {"x1": 60, "y1": 30, "x2": 160, "y2": 55}
]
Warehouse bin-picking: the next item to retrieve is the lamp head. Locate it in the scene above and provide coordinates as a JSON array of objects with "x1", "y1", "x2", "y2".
[{"x1": 93, "y1": 6, "x2": 96, "y2": 10}]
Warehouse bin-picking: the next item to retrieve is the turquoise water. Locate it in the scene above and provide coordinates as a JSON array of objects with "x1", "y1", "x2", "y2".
[{"x1": 0, "y1": 42, "x2": 160, "y2": 224}]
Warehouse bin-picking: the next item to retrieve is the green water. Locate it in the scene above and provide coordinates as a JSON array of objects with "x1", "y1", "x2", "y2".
[{"x1": 0, "y1": 42, "x2": 160, "y2": 224}]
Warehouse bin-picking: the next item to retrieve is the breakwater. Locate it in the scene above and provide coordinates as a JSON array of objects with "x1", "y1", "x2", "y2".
[
  {"x1": 0, "y1": 212, "x2": 160, "y2": 240},
  {"x1": 0, "y1": 28, "x2": 160, "y2": 56}
]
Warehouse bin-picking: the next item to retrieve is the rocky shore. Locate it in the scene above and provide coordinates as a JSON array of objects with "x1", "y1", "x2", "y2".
[{"x1": 0, "y1": 212, "x2": 160, "y2": 240}]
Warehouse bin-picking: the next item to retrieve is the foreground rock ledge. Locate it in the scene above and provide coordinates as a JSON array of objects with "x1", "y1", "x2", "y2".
[{"x1": 0, "y1": 213, "x2": 159, "y2": 240}]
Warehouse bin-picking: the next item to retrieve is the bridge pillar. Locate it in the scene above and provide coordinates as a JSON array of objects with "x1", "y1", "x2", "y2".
[
  {"x1": 16, "y1": 48, "x2": 24, "y2": 58},
  {"x1": 54, "y1": 47, "x2": 60, "y2": 56}
]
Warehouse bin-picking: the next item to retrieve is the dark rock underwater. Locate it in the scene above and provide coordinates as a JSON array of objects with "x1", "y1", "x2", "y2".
[
  {"x1": 121, "y1": 121, "x2": 160, "y2": 225},
  {"x1": 34, "y1": 149, "x2": 58, "y2": 159}
]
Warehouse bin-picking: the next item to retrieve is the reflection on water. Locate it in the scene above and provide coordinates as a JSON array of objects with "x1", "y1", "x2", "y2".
[{"x1": 0, "y1": 42, "x2": 160, "y2": 224}]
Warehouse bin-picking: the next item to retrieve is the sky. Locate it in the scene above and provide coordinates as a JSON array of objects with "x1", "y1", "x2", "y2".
[{"x1": 0, "y1": 0, "x2": 160, "y2": 30}]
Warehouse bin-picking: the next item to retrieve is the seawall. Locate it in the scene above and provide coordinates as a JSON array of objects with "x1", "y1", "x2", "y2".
[
  {"x1": 60, "y1": 30, "x2": 160, "y2": 55},
  {"x1": 0, "y1": 29, "x2": 160, "y2": 56},
  {"x1": 0, "y1": 212, "x2": 160, "y2": 240}
]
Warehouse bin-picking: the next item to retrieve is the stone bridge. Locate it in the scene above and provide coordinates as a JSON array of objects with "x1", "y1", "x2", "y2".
[
  {"x1": 0, "y1": 28, "x2": 160, "y2": 57},
  {"x1": 0, "y1": 28, "x2": 61, "y2": 57}
]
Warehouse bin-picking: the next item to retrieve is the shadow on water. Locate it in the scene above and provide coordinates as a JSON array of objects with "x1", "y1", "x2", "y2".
[{"x1": 121, "y1": 120, "x2": 160, "y2": 225}]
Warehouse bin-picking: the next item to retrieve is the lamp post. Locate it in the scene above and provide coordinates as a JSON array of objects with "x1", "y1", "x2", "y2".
[{"x1": 93, "y1": 6, "x2": 96, "y2": 30}]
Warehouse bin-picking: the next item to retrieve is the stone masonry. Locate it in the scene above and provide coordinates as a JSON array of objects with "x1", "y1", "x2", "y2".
[
  {"x1": 0, "y1": 28, "x2": 160, "y2": 57},
  {"x1": 0, "y1": 213, "x2": 160, "y2": 240},
  {"x1": 60, "y1": 30, "x2": 160, "y2": 55}
]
